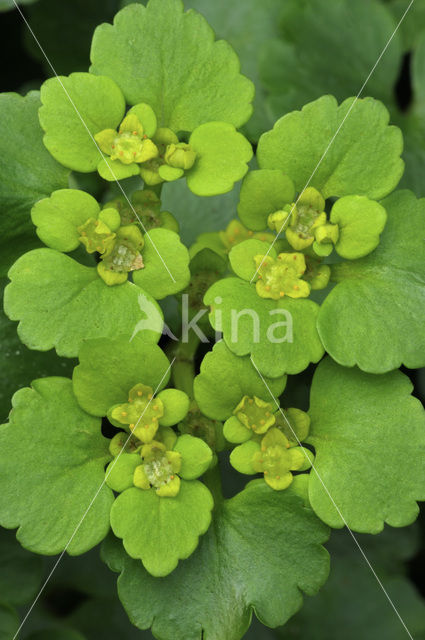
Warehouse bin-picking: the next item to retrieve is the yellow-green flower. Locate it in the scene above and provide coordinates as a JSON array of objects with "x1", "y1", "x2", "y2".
[
  {"x1": 230, "y1": 427, "x2": 312, "y2": 491},
  {"x1": 109, "y1": 383, "x2": 165, "y2": 444},
  {"x1": 254, "y1": 253, "x2": 310, "y2": 300}
]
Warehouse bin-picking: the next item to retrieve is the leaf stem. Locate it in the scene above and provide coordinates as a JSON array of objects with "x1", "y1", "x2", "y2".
[{"x1": 169, "y1": 332, "x2": 201, "y2": 397}]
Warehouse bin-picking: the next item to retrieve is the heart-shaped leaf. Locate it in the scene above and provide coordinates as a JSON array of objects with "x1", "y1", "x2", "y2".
[
  {"x1": 330, "y1": 194, "x2": 387, "y2": 259},
  {"x1": 237, "y1": 169, "x2": 295, "y2": 231},
  {"x1": 132, "y1": 228, "x2": 190, "y2": 299},
  {"x1": 39, "y1": 72, "x2": 125, "y2": 172},
  {"x1": 0, "y1": 378, "x2": 113, "y2": 555},
  {"x1": 31, "y1": 189, "x2": 100, "y2": 253},
  {"x1": 0, "y1": 92, "x2": 69, "y2": 277},
  {"x1": 194, "y1": 340, "x2": 286, "y2": 420},
  {"x1": 307, "y1": 358, "x2": 425, "y2": 533},
  {"x1": 4, "y1": 249, "x2": 162, "y2": 358},
  {"x1": 260, "y1": 0, "x2": 401, "y2": 122},
  {"x1": 257, "y1": 95, "x2": 403, "y2": 200},
  {"x1": 110, "y1": 480, "x2": 213, "y2": 577},
  {"x1": 90, "y1": 0, "x2": 254, "y2": 131},
  {"x1": 204, "y1": 278, "x2": 324, "y2": 377},
  {"x1": 103, "y1": 478, "x2": 329, "y2": 640},
  {"x1": 186, "y1": 122, "x2": 253, "y2": 196},
  {"x1": 73, "y1": 335, "x2": 170, "y2": 417}
]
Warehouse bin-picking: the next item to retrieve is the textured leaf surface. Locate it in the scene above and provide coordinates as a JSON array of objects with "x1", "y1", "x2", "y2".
[
  {"x1": 0, "y1": 280, "x2": 75, "y2": 423},
  {"x1": 103, "y1": 479, "x2": 329, "y2": 640},
  {"x1": 237, "y1": 169, "x2": 295, "y2": 231},
  {"x1": 0, "y1": 602, "x2": 18, "y2": 640},
  {"x1": 205, "y1": 278, "x2": 324, "y2": 377},
  {"x1": 281, "y1": 526, "x2": 425, "y2": 640},
  {"x1": 307, "y1": 358, "x2": 425, "y2": 533},
  {"x1": 73, "y1": 336, "x2": 170, "y2": 416},
  {"x1": 132, "y1": 229, "x2": 190, "y2": 299},
  {"x1": 0, "y1": 527, "x2": 43, "y2": 606},
  {"x1": 0, "y1": 92, "x2": 69, "y2": 277},
  {"x1": 39, "y1": 72, "x2": 125, "y2": 172},
  {"x1": 181, "y1": 0, "x2": 282, "y2": 140},
  {"x1": 318, "y1": 190, "x2": 425, "y2": 372},
  {"x1": 257, "y1": 96, "x2": 403, "y2": 200},
  {"x1": 0, "y1": 378, "x2": 113, "y2": 554},
  {"x1": 261, "y1": 0, "x2": 401, "y2": 120},
  {"x1": 186, "y1": 122, "x2": 252, "y2": 196},
  {"x1": 110, "y1": 481, "x2": 213, "y2": 576},
  {"x1": 90, "y1": 0, "x2": 254, "y2": 131},
  {"x1": 31, "y1": 189, "x2": 100, "y2": 252},
  {"x1": 4, "y1": 249, "x2": 162, "y2": 357},
  {"x1": 194, "y1": 340, "x2": 286, "y2": 420}
]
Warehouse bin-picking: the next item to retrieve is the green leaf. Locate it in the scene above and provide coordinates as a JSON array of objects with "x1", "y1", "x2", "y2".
[
  {"x1": 103, "y1": 478, "x2": 329, "y2": 639},
  {"x1": 4, "y1": 249, "x2": 162, "y2": 358},
  {"x1": 0, "y1": 602, "x2": 19, "y2": 640},
  {"x1": 388, "y1": 0, "x2": 425, "y2": 51},
  {"x1": 0, "y1": 281, "x2": 75, "y2": 424},
  {"x1": 0, "y1": 527, "x2": 43, "y2": 606},
  {"x1": 73, "y1": 335, "x2": 170, "y2": 416},
  {"x1": 106, "y1": 454, "x2": 142, "y2": 493},
  {"x1": 260, "y1": 0, "x2": 401, "y2": 120},
  {"x1": 204, "y1": 278, "x2": 324, "y2": 377},
  {"x1": 110, "y1": 481, "x2": 213, "y2": 577},
  {"x1": 307, "y1": 358, "x2": 425, "y2": 533},
  {"x1": 229, "y1": 239, "x2": 276, "y2": 281},
  {"x1": 330, "y1": 195, "x2": 387, "y2": 259},
  {"x1": 194, "y1": 340, "x2": 286, "y2": 421},
  {"x1": 39, "y1": 72, "x2": 125, "y2": 172},
  {"x1": 186, "y1": 122, "x2": 253, "y2": 196},
  {"x1": 0, "y1": 378, "x2": 113, "y2": 554},
  {"x1": 0, "y1": 92, "x2": 69, "y2": 277},
  {"x1": 178, "y1": 0, "x2": 282, "y2": 141},
  {"x1": 230, "y1": 440, "x2": 259, "y2": 475},
  {"x1": 90, "y1": 0, "x2": 254, "y2": 131},
  {"x1": 132, "y1": 229, "x2": 190, "y2": 299},
  {"x1": 157, "y1": 389, "x2": 190, "y2": 427},
  {"x1": 173, "y1": 434, "x2": 213, "y2": 479},
  {"x1": 257, "y1": 96, "x2": 404, "y2": 200},
  {"x1": 31, "y1": 189, "x2": 100, "y2": 252},
  {"x1": 237, "y1": 169, "x2": 295, "y2": 231},
  {"x1": 281, "y1": 526, "x2": 425, "y2": 640},
  {"x1": 317, "y1": 190, "x2": 425, "y2": 372}
]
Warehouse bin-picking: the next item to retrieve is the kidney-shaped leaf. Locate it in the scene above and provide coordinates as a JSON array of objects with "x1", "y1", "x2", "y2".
[
  {"x1": 73, "y1": 335, "x2": 170, "y2": 417},
  {"x1": 110, "y1": 481, "x2": 213, "y2": 577},
  {"x1": 317, "y1": 190, "x2": 425, "y2": 372},
  {"x1": 204, "y1": 278, "x2": 324, "y2": 377},
  {"x1": 90, "y1": 0, "x2": 254, "y2": 132},
  {"x1": 194, "y1": 340, "x2": 286, "y2": 420},
  {"x1": 0, "y1": 91, "x2": 69, "y2": 277},
  {"x1": 0, "y1": 378, "x2": 113, "y2": 555},
  {"x1": 257, "y1": 95, "x2": 403, "y2": 200},
  {"x1": 103, "y1": 478, "x2": 329, "y2": 640},
  {"x1": 4, "y1": 249, "x2": 162, "y2": 358},
  {"x1": 39, "y1": 72, "x2": 125, "y2": 172},
  {"x1": 307, "y1": 358, "x2": 425, "y2": 533}
]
